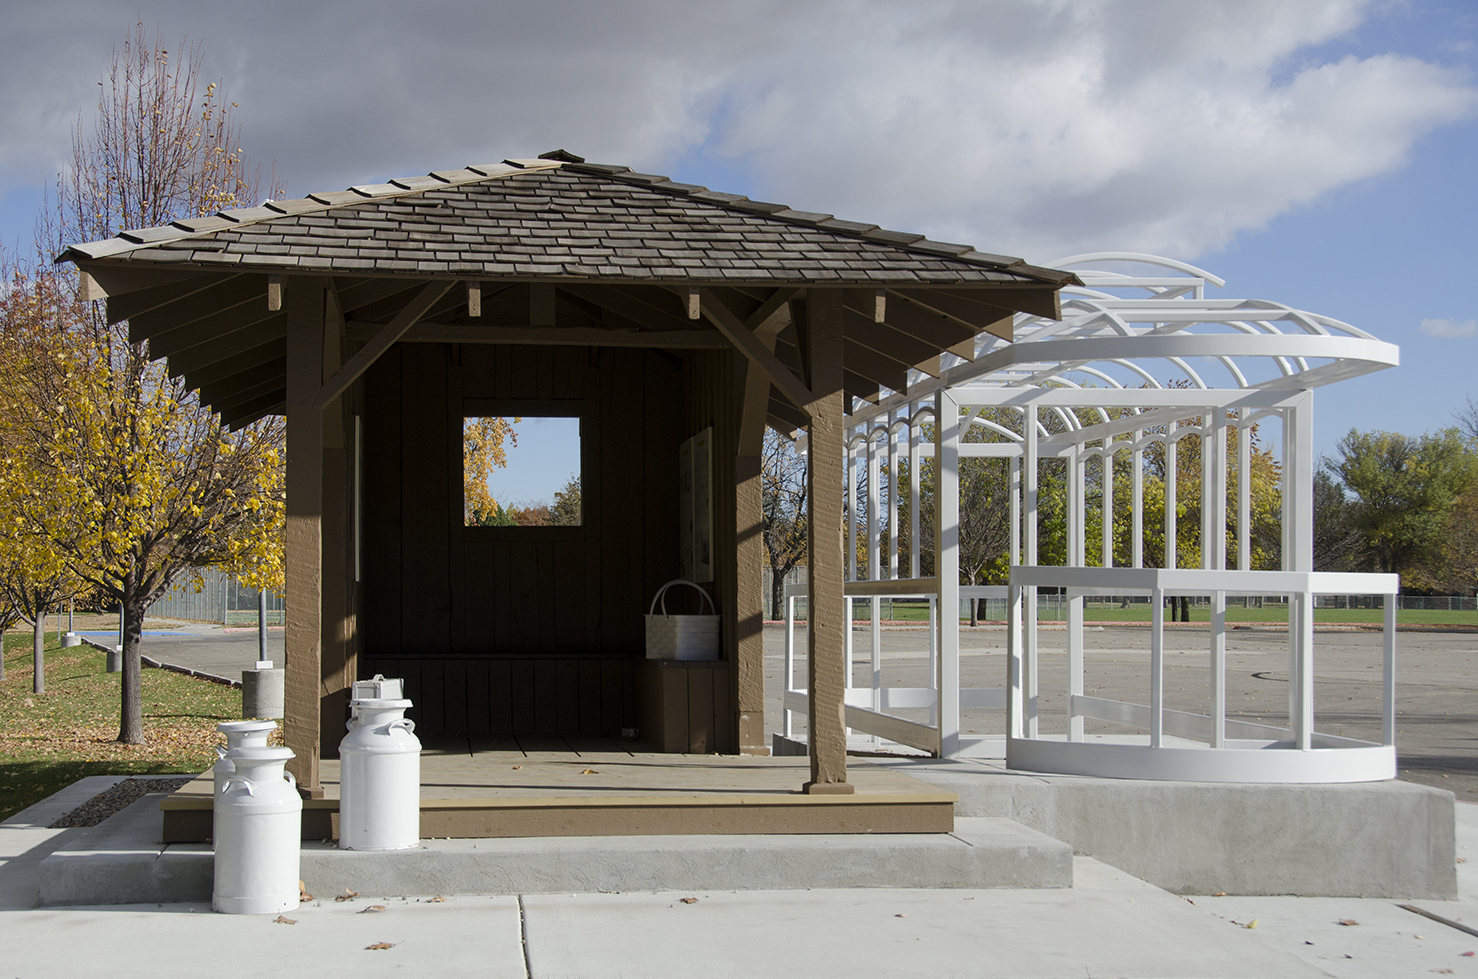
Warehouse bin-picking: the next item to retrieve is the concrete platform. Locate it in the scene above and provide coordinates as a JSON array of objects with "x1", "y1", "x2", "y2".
[
  {"x1": 885, "y1": 755, "x2": 1457, "y2": 899},
  {"x1": 161, "y1": 750, "x2": 957, "y2": 841},
  {"x1": 38, "y1": 790, "x2": 1071, "y2": 905}
]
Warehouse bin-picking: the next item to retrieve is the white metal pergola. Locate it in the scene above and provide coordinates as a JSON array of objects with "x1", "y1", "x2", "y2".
[{"x1": 783, "y1": 252, "x2": 1401, "y2": 782}]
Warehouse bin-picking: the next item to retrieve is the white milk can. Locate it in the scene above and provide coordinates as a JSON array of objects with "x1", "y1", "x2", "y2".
[
  {"x1": 338, "y1": 698, "x2": 421, "y2": 850},
  {"x1": 213, "y1": 720, "x2": 278, "y2": 799},
  {"x1": 212, "y1": 720, "x2": 278, "y2": 851},
  {"x1": 212, "y1": 746, "x2": 302, "y2": 915}
]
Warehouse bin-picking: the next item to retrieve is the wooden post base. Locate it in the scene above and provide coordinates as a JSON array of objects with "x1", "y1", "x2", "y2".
[{"x1": 803, "y1": 781, "x2": 856, "y2": 795}]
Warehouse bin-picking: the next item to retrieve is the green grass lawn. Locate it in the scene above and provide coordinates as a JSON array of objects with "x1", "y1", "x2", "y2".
[{"x1": 0, "y1": 635, "x2": 247, "y2": 822}]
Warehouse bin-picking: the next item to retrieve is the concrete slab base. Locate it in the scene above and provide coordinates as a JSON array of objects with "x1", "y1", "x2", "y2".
[
  {"x1": 38, "y1": 807, "x2": 1070, "y2": 906},
  {"x1": 884, "y1": 757, "x2": 1457, "y2": 899}
]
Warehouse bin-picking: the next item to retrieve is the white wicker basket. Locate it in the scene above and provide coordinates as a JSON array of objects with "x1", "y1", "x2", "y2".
[{"x1": 644, "y1": 579, "x2": 720, "y2": 661}]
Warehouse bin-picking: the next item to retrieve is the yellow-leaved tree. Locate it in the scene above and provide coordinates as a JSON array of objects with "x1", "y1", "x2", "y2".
[
  {"x1": 5, "y1": 23, "x2": 287, "y2": 743},
  {"x1": 463, "y1": 416, "x2": 518, "y2": 525}
]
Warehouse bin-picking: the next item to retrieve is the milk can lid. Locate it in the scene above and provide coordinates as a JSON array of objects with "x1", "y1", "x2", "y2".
[
  {"x1": 217, "y1": 720, "x2": 277, "y2": 735},
  {"x1": 225, "y1": 745, "x2": 295, "y2": 761},
  {"x1": 350, "y1": 698, "x2": 413, "y2": 709}
]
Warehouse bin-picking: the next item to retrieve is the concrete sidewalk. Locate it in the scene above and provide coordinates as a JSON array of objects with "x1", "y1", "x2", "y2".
[{"x1": 3, "y1": 786, "x2": 1475, "y2": 978}]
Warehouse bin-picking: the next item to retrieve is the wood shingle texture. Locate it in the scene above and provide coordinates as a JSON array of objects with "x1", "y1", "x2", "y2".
[{"x1": 59, "y1": 150, "x2": 1077, "y2": 429}]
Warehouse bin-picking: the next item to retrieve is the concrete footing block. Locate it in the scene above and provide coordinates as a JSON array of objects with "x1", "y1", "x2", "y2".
[
  {"x1": 894, "y1": 761, "x2": 1457, "y2": 899},
  {"x1": 241, "y1": 667, "x2": 284, "y2": 719}
]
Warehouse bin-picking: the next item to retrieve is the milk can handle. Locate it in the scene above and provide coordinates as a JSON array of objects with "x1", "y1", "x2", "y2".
[
  {"x1": 223, "y1": 776, "x2": 256, "y2": 797},
  {"x1": 214, "y1": 745, "x2": 227, "y2": 761},
  {"x1": 390, "y1": 718, "x2": 416, "y2": 734},
  {"x1": 647, "y1": 579, "x2": 717, "y2": 617},
  {"x1": 284, "y1": 771, "x2": 297, "y2": 790}
]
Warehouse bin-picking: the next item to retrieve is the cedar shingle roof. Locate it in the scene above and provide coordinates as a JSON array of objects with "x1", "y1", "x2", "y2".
[{"x1": 60, "y1": 154, "x2": 1072, "y2": 288}]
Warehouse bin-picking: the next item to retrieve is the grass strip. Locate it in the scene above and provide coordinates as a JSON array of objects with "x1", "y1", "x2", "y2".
[{"x1": 0, "y1": 634, "x2": 247, "y2": 822}]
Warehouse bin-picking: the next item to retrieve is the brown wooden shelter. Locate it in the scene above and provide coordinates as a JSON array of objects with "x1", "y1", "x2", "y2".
[{"x1": 60, "y1": 150, "x2": 1073, "y2": 798}]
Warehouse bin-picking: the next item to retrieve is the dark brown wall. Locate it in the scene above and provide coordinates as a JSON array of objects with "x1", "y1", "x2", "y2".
[{"x1": 359, "y1": 343, "x2": 688, "y2": 737}]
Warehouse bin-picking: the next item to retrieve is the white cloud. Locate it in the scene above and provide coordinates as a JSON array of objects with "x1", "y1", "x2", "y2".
[
  {"x1": 0, "y1": 1, "x2": 1473, "y2": 263},
  {"x1": 1419, "y1": 318, "x2": 1478, "y2": 338}
]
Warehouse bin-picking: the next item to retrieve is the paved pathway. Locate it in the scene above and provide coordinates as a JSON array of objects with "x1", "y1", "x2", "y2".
[{"x1": 1, "y1": 790, "x2": 1475, "y2": 977}]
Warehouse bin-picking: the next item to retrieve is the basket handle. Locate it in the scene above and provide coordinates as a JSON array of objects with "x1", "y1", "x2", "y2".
[{"x1": 648, "y1": 579, "x2": 717, "y2": 617}]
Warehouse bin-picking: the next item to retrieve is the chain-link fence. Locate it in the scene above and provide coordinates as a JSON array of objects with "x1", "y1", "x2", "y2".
[{"x1": 146, "y1": 566, "x2": 285, "y2": 626}]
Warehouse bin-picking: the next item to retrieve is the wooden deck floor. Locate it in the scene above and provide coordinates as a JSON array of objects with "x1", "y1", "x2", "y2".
[{"x1": 161, "y1": 737, "x2": 955, "y2": 841}]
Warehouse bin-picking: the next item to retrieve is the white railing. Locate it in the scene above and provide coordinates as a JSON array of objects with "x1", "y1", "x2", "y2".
[
  {"x1": 781, "y1": 580, "x2": 1007, "y2": 756},
  {"x1": 1006, "y1": 566, "x2": 1398, "y2": 783}
]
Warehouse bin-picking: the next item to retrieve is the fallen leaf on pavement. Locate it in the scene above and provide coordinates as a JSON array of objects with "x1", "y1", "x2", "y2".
[
  {"x1": 895, "y1": 913, "x2": 909, "y2": 918},
  {"x1": 1338, "y1": 919, "x2": 1359, "y2": 926},
  {"x1": 365, "y1": 942, "x2": 397, "y2": 951},
  {"x1": 1462, "y1": 951, "x2": 1475, "y2": 956},
  {"x1": 679, "y1": 897, "x2": 698, "y2": 904},
  {"x1": 1245, "y1": 919, "x2": 1259, "y2": 930},
  {"x1": 428, "y1": 895, "x2": 446, "y2": 903},
  {"x1": 580, "y1": 768, "x2": 600, "y2": 775},
  {"x1": 274, "y1": 915, "x2": 296, "y2": 925},
  {"x1": 1212, "y1": 892, "x2": 1226, "y2": 897},
  {"x1": 299, "y1": 880, "x2": 312, "y2": 901},
  {"x1": 335, "y1": 889, "x2": 359, "y2": 902},
  {"x1": 358, "y1": 905, "x2": 387, "y2": 914},
  {"x1": 512, "y1": 765, "x2": 522, "y2": 770}
]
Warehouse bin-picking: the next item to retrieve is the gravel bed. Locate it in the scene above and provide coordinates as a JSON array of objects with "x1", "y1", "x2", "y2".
[{"x1": 50, "y1": 776, "x2": 196, "y2": 828}]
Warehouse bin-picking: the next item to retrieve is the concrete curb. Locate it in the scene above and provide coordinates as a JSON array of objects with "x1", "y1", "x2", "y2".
[
  {"x1": 77, "y1": 636, "x2": 241, "y2": 689},
  {"x1": 37, "y1": 815, "x2": 1071, "y2": 906}
]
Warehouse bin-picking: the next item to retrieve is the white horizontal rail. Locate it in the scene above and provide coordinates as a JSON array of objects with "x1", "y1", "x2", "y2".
[
  {"x1": 1009, "y1": 565, "x2": 1400, "y2": 597},
  {"x1": 785, "y1": 690, "x2": 939, "y2": 754}
]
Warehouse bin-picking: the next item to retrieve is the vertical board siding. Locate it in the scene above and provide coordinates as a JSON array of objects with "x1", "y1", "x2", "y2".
[{"x1": 360, "y1": 343, "x2": 687, "y2": 738}]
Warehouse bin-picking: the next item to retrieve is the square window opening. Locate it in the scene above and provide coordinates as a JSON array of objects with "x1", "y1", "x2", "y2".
[{"x1": 464, "y1": 414, "x2": 581, "y2": 527}]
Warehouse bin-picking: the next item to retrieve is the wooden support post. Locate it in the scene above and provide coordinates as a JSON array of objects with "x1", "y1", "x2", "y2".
[
  {"x1": 285, "y1": 278, "x2": 326, "y2": 795},
  {"x1": 798, "y1": 291, "x2": 852, "y2": 793},
  {"x1": 735, "y1": 294, "x2": 792, "y2": 755},
  {"x1": 320, "y1": 285, "x2": 354, "y2": 754}
]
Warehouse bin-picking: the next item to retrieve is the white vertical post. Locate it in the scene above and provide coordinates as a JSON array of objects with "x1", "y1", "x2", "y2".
[
  {"x1": 1007, "y1": 581, "x2": 1024, "y2": 741},
  {"x1": 1165, "y1": 422, "x2": 1178, "y2": 571},
  {"x1": 1132, "y1": 428, "x2": 1143, "y2": 570},
  {"x1": 1023, "y1": 404, "x2": 1039, "y2": 738},
  {"x1": 928, "y1": 593, "x2": 939, "y2": 727},
  {"x1": 909, "y1": 412, "x2": 921, "y2": 579},
  {"x1": 1201, "y1": 413, "x2": 1213, "y2": 571},
  {"x1": 1382, "y1": 594, "x2": 1397, "y2": 747},
  {"x1": 1237, "y1": 413, "x2": 1251, "y2": 572},
  {"x1": 1280, "y1": 409, "x2": 1291, "y2": 572},
  {"x1": 784, "y1": 593, "x2": 795, "y2": 739},
  {"x1": 847, "y1": 440, "x2": 858, "y2": 582},
  {"x1": 888, "y1": 425, "x2": 899, "y2": 581},
  {"x1": 1010, "y1": 453, "x2": 1021, "y2": 566},
  {"x1": 1102, "y1": 440, "x2": 1114, "y2": 568},
  {"x1": 1150, "y1": 583, "x2": 1164, "y2": 748},
  {"x1": 1294, "y1": 590, "x2": 1314, "y2": 750},
  {"x1": 1289, "y1": 394, "x2": 1315, "y2": 573},
  {"x1": 867, "y1": 433, "x2": 881, "y2": 720},
  {"x1": 936, "y1": 390, "x2": 961, "y2": 756},
  {"x1": 1212, "y1": 408, "x2": 1228, "y2": 571},
  {"x1": 1210, "y1": 589, "x2": 1226, "y2": 748},
  {"x1": 1068, "y1": 442, "x2": 1085, "y2": 741}
]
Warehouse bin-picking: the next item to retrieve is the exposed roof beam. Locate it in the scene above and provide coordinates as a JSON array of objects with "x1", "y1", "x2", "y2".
[
  {"x1": 313, "y1": 281, "x2": 451, "y2": 410},
  {"x1": 180, "y1": 339, "x2": 286, "y2": 391},
  {"x1": 163, "y1": 317, "x2": 286, "y2": 375},
  {"x1": 693, "y1": 286, "x2": 813, "y2": 416},
  {"x1": 344, "y1": 321, "x2": 729, "y2": 348},
  {"x1": 894, "y1": 285, "x2": 1060, "y2": 321},
  {"x1": 106, "y1": 272, "x2": 246, "y2": 325},
  {"x1": 560, "y1": 284, "x2": 698, "y2": 333}
]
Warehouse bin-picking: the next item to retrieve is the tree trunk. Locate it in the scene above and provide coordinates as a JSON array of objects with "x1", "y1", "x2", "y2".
[
  {"x1": 969, "y1": 596, "x2": 979, "y2": 627},
  {"x1": 32, "y1": 613, "x2": 45, "y2": 695},
  {"x1": 771, "y1": 568, "x2": 785, "y2": 622},
  {"x1": 117, "y1": 593, "x2": 147, "y2": 744},
  {"x1": 1, "y1": 627, "x2": 7, "y2": 682}
]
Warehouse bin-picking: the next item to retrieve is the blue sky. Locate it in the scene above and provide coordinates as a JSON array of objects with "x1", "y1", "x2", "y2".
[{"x1": 2, "y1": 1, "x2": 1475, "y2": 464}]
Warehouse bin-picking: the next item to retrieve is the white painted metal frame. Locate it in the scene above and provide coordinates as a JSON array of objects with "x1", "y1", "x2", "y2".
[{"x1": 783, "y1": 253, "x2": 1401, "y2": 782}]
